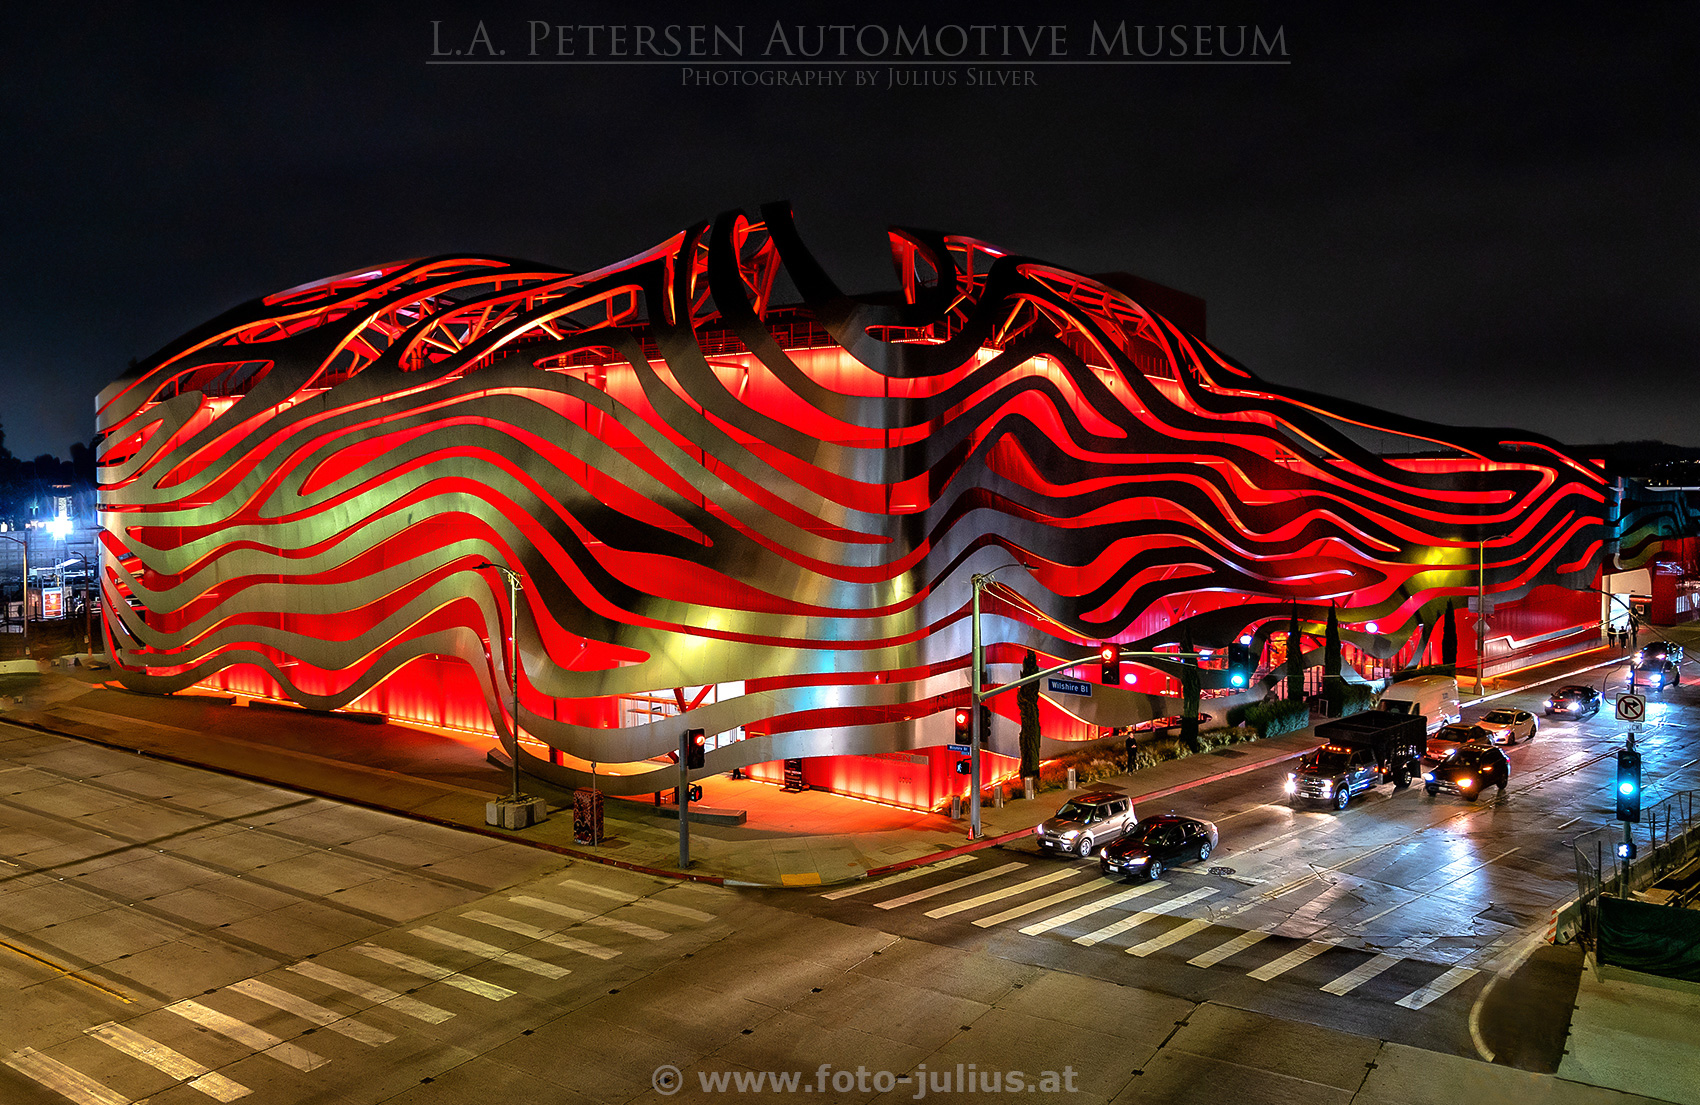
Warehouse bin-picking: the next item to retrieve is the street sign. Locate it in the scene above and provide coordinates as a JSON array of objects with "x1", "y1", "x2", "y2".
[
  {"x1": 1616, "y1": 693, "x2": 1647, "y2": 722},
  {"x1": 947, "y1": 743, "x2": 970, "y2": 753},
  {"x1": 1047, "y1": 677, "x2": 1093, "y2": 696}
]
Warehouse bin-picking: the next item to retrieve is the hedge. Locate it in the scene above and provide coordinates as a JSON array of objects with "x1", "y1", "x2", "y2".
[
  {"x1": 1321, "y1": 677, "x2": 1377, "y2": 718},
  {"x1": 1239, "y1": 697, "x2": 1311, "y2": 737}
]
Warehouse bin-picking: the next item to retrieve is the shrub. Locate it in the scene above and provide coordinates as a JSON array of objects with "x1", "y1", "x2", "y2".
[
  {"x1": 1321, "y1": 677, "x2": 1377, "y2": 718},
  {"x1": 1242, "y1": 697, "x2": 1310, "y2": 737}
]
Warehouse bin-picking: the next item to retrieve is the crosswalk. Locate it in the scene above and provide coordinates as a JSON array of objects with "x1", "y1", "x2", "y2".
[
  {"x1": 822, "y1": 856, "x2": 1481, "y2": 1012},
  {"x1": 4, "y1": 877, "x2": 718, "y2": 1105}
]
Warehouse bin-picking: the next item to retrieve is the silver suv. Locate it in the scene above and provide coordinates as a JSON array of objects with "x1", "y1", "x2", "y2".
[{"x1": 1035, "y1": 791, "x2": 1136, "y2": 857}]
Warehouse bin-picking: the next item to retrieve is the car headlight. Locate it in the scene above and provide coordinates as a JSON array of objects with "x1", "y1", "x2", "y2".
[
  {"x1": 1283, "y1": 778, "x2": 1297, "y2": 794},
  {"x1": 1128, "y1": 856, "x2": 1149, "y2": 864},
  {"x1": 1460, "y1": 778, "x2": 1473, "y2": 788},
  {"x1": 1060, "y1": 830, "x2": 1079, "y2": 841},
  {"x1": 1422, "y1": 772, "x2": 1434, "y2": 782},
  {"x1": 1320, "y1": 781, "x2": 1333, "y2": 795},
  {"x1": 1035, "y1": 826, "x2": 1044, "y2": 837}
]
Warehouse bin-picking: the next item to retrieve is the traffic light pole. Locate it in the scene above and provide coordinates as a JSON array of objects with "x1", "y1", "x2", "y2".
[
  {"x1": 968, "y1": 572, "x2": 1204, "y2": 838},
  {"x1": 678, "y1": 729, "x2": 691, "y2": 869}
]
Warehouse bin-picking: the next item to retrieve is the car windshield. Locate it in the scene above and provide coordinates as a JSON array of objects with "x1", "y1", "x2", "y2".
[
  {"x1": 1482, "y1": 710, "x2": 1519, "y2": 724},
  {"x1": 1055, "y1": 800, "x2": 1101, "y2": 823},
  {"x1": 1306, "y1": 751, "x2": 1352, "y2": 771}
]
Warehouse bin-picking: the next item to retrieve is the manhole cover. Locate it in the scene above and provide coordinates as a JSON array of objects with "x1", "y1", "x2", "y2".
[{"x1": 1208, "y1": 866, "x2": 1236, "y2": 877}]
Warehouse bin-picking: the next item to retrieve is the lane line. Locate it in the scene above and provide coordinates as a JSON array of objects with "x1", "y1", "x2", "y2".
[
  {"x1": 412, "y1": 926, "x2": 572, "y2": 978},
  {"x1": 227, "y1": 979, "x2": 394, "y2": 1046},
  {"x1": 821, "y1": 855, "x2": 974, "y2": 899},
  {"x1": 1188, "y1": 929, "x2": 1270, "y2": 968},
  {"x1": 1246, "y1": 940, "x2": 1332, "y2": 981},
  {"x1": 354, "y1": 944, "x2": 516, "y2": 1000},
  {"x1": 556, "y1": 880, "x2": 716, "y2": 921},
  {"x1": 1125, "y1": 918, "x2": 1211, "y2": 958},
  {"x1": 1319, "y1": 953, "x2": 1403, "y2": 995},
  {"x1": 1350, "y1": 847, "x2": 1522, "y2": 929},
  {"x1": 1075, "y1": 887, "x2": 1219, "y2": 946},
  {"x1": 972, "y1": 877, "x2": 1118, "y2": 928},
  {"x1": 924, "y1": 868, "x2": 1083, "y2": 919},
  {"x1": 165, "y1": 1000, "x2": 327, "y2": 1072},
  {"x1": 4, "y1": 1047, "x2": 133, "y2": 1105},
  {"x1": 467, "y1": 908, "x2": 620, "y2": 959},
  {"x1": 873, "y1": 862, "x2": 1025, "y2": 910},
  {"x1": 1395, "y1": 965, "x2": 1479, "y2": 1010},
  {"x1": 504, "y1": 897, "x2": 665, "y2": 940},
  {"x1": 86, "y1": 1023, "x2": 251, "y2": 1102},
  {"x1": 287, "y1": 961, "x2": 453, "y2": 1023},
  {"x1": 1020, "y1": 881, "x2": 1169, "y2": 936}
]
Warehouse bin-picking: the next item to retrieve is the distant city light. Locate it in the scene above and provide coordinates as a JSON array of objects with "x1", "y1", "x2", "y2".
[
  {"x1": 1365, "y1": 621, "x2": 1379, "y2": 633},
  {"x1": 46, "y1": 514, "x2": 71, "y2": 539}
]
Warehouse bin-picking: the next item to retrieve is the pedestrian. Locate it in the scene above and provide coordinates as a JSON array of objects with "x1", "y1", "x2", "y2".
[{"x1": 1124, "y1": 728, "x2": 1138, "y2": 772}]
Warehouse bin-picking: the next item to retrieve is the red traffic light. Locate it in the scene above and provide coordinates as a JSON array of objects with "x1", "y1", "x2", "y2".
[
  {"x1": 1100, "y1": 644, "x2": 1121, "y2": 685},
  {"x1": 1100, "y1": 645, "x2": 1117, "y2": 662}
]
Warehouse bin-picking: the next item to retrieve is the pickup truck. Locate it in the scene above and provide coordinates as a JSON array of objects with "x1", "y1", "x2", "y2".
[{"x1": 1284, "y1": 711, "x2": 1427, "y2": 810}]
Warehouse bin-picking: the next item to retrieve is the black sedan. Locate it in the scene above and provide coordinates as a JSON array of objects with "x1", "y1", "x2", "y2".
[
  {"x1": 1543, "y1": 684, "x2": 1602, "y2": 718},
  {"x1": 1099, "y1": 815, "x2": 1219, "y2": 881},
  {"x1": 1422, "y1": 743, "x2": 1510, "y2": 801}
]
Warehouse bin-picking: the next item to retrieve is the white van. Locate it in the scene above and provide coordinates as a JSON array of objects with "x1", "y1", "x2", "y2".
[{"x1": 1375, "y1": 675, "x2": 1461, "y2": 734}]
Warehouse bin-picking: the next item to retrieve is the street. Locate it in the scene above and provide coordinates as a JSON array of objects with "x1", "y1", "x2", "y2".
[{"x1": 0, "y1": 660, "x2": 1693, "y2": 1103}]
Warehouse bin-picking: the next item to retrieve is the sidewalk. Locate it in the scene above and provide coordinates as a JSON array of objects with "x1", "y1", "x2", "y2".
[{"x1": 0, "y1": 665, "x2": 1323, "y2": 887}]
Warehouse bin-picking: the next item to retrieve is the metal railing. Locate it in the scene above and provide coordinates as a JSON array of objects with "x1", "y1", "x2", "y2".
[{"x1": 1572, "y1": 789, "x2": 1700, "y2": 950}]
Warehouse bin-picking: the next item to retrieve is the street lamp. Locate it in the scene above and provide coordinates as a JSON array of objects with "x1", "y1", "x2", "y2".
[
  {"x1": 473, "y1": 561, "x2": 527, "y2": 806},
  {"x1": 0, "y1": 532, "x2": 26, "y2": 659}
]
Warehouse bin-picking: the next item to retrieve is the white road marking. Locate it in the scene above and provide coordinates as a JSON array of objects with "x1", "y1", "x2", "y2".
[
  {"x1": 1246, "y1": 940, "x2": 1332, "y2": 981},
  {"x1": 467, "y1": 908, "x2": 620, "y2": 959},
  {"x1": 1188, "y1": 929, "x2": 1270, "y2": 968},
  {"x1": 1075, "y1": 888, "x2": 1219, "y2": 946},
  {"x1": 1019, "y1": 881, "x2": 1169, "y2": 937},
  {"x1": 228, "y1": 979, "x2": 394, "y2": 1046},
  {"x1": 354, "y1": 944, "x2": 516, "y2": 999},
  {"x1": 972, "y1": 877, "x2": 1119, "y2": 928},
  {"x1": 287, "y1": 961, "x2": 453, "y2": 1023},
  {"x1": 1124, "y1": 918, "x2": 1212, "y2": 957},
  {"x1": 1320, "y1": 953, "x2": 1404, "y2": 995},
  {"x1": 4, "y1": 1047, "x2": 134, "y2": 1105},
  {"x1": 924, "y1": 868, "x2": 1084, "y2": 918},
  {"x1": 504, "y1": 896, "x2": 666, "y2": 940},
  {"x1": 873, "y1": 862, "x2": 1025, "y2": 910},
  {"x1": 557, "y1": 880, "x2": 717, "y2": 921},
  {"x1": 1395, "y1": 965, "x2": 1479, "y2": 1009},
  {"x1": 85, "y1": 1022, "x2": 251, "y2": 1101},
  {"x1": 821, "y1": 855, "x2": 974, "y2": 899},
  {"x1": 165, "y1": 1000, "x2": 327, "y2": 1072},
  {"x1": 412, "y1": 926, "x2": 572, "y2": 978}
]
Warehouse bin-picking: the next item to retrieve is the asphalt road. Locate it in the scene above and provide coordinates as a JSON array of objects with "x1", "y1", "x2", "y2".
[
  {"x1": 755, "y1": 664, "x2": 1700, "y2": 1067},
  {"x1": 0, "y1": 660, "x2": 1693, "y2": 1102}
]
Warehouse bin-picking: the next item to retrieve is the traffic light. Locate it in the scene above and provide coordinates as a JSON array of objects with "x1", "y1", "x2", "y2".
[
  {"x1": 1227, "y1": 641, "x2": 1254, "y2": 689},
  {"x1": 1100, "y1": 644, "x2": 1121, "y2": 685},
  {"x1": 684, "y1": 728, "x2": 706, "y2": 770},
  {"x1": 953, "y1": 707, "x2": 971, "y2": 743},
  {"x1": 1615, "y1": 746, "x2": 1642, "y2": 822},
  {"x1": 955, "y1": 758, "x2": 972, "y2": 775},
  {"x1": 980, "y1": 703, "x2": 993, "y2": 743}
]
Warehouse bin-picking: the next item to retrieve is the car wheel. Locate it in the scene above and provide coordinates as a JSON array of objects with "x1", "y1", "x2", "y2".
[
  {"x1": 1075, "y1": 834, "x2": 1094, "y2": 858},
  {"x1": 1464, "y1": 788, "x2": 1479, "y2": 803},
  {"x1": 1392, "y1": 769, "x2": 1410, "y2": 788},
  {"x1": 1426, "y1": 785, "x2": 1439, "y2": 796},
  {"x1": 1497, "y1": 779, "x2": 1507, "y2": 795},
  {"x1": 1198, "y1": 841, "x2": 1212, "y2": 863},
  {"x1": 1148, "y1": 859, "x2": 1164, "y2": 880},
  {"x1": 1334, "y1": 788, "x2": 1350, "y2": 811}
]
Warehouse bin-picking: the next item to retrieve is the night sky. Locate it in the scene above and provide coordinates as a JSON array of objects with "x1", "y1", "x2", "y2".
[{"x1": 2, "y1": 2, "x2": 1693, "y2": 461}]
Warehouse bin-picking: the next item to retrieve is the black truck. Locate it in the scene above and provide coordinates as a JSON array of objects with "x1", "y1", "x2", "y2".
[{"x1": 1284, "y1": 710, "x2": 1427, "y2": 810}]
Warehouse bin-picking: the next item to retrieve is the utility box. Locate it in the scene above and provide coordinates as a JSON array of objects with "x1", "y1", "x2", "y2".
[
  {"x1": 573, "y1": 788, "x2": 604, "y2": 844},
  {"x1": 486, "y1": 796, "x2": 549, "y2": 830}
]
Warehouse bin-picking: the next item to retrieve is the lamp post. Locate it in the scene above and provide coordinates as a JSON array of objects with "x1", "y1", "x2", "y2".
[
  {"x1": 1477, "y1": 538, "x2": 1487, "y2": 695},
  {"x1": 474, "y1": 561, "x2": 526, "y2": 805},
  {"x1": 969, "y1": 565, "x2": 1027, "y2": 841},
  {"x1": 0, "y1": 532, "x2": 26, "y2": 658}
]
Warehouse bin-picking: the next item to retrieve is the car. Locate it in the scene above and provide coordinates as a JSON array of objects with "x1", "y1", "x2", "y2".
[
  {"x1": 1544, "y1": 684, "x2": 1602, "y2": 718},
  {"x1": 1099, "y1": 815, "x2": 1220, "y2": 880},
  {"x1": 1629, "y1": 658, "x2": 1680, "y2": 691},
  {"x1": 1475, "y1": 708, "x2": 1537, "y2": 745},
  {"x1": 1422, "y1": 743, "x2": 1510, "y2": 801},
  {"x1": 1635, "y1": 642, "x2": 1683, "y2": 666},
  {"x1": 1426, "y1": 722, "x2": 1495, "y2": 759},
  {"x1": 1035, "y1": 791, "x2": 1137, "y2": 857}
]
